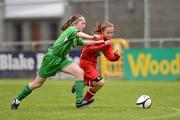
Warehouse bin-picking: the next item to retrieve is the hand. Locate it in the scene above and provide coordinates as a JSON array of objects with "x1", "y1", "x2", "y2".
[
  {"x1": 98, "y1": 40, "x2": 104, "y2": 44},
  {"x1": 114, "y1": 49, "x2": 120, "y2": 56},
  {"x1": 93, "y1": 34, "x2": 101, "y2": 40},
  {"x1": 104, "y1": 40, "x2": 112, "y2": 45}
]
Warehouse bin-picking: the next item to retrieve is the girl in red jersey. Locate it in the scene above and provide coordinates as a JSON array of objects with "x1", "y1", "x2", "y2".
[{"x1": 71, "y1": 21, "x2": 120, "y2": 106}]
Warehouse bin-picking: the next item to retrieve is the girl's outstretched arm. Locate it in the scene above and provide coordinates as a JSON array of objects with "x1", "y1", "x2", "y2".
[
  {"x1": 77, "y1": 32, "x2": 99, "y2": 40},
  {"x1": 77, "y1": 32, "x2": 94, "y2": 39},
  {"x1": 83, "y1": 40, "x2": 104, "y2": 45}
]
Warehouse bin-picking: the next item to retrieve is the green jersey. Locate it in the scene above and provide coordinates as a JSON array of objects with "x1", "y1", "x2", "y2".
[{"x1": 47, "y1": 26, "x2": 84, "y2": 57}]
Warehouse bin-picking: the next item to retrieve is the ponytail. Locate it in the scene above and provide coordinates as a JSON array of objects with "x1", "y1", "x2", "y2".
[
  {"x1": 61, "y1": 14, "x2": 85, "y2": 31},
  {"x1": 92, "y1": 21, "x2": 114, "y2": 34},
  {"x1": 92, "y1": 22, "x2": 103, "y2": 34},
  {"x1": 61, "y1": 19, "x2": 72, "y2": 31}
]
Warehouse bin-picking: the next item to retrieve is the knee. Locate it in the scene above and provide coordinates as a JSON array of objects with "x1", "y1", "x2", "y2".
[
  {"x1": 92, "y1": 79, "x2": 105, "y2": 87},
  {"x1": 75, "y1": 69, "x2": 84, "y2": 79},
  {"x1": 98, "y1": 79, "x2": 105, "y2": 87}
]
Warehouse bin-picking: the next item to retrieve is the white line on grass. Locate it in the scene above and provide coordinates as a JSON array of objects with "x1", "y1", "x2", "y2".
[
  {"x1": 143, "y1": 107, "x2": 180, "y2": 120},
  {"x1": 94, "y1": 105, "x2": 180, "y2": 120}
]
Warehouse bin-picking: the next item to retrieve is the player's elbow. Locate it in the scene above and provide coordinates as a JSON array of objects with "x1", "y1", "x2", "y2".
[
  {"x1": 107, "y1": 58, "x2": 117, "y2": 61},
  {"x1": 107, "y1": 56, "x2": 120, "y2": 61}
]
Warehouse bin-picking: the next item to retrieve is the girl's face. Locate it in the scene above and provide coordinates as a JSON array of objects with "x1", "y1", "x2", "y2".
[
  {"x1": 103, "y1": 27, "x2": 114, "y2": 40},
  {"x1": 75, "y1": 20, "x2": 86, "y2": 32}
]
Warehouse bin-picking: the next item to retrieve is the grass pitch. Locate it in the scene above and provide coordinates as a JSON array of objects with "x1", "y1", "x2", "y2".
[{"x1": 0, "y1": 79, "x2": 180, "y2": 120}]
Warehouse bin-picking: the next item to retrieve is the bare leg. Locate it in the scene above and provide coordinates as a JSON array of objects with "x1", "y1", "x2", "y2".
[
  {"x1": 29, "y1": 75, "x2": 46, "y2": 90},
  {"x1": 11, "y1": 75, "x2": 46, "y2": 110},
  {"x1": 84, "y1": 79, "x2": 105, "y2": 101},
  {"x1": 62, "y1": 63, "x2": 85, "y2": 104}
]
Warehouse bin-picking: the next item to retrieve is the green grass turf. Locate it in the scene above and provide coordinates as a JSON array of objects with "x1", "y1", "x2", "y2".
[{"x1": 0, "y1": 79, "x2": 180, "y2": 120}]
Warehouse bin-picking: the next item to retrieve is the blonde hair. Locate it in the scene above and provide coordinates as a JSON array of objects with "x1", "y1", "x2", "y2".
[{"x1": 92, "y1": 21, "x2": 114, "y2": 34}]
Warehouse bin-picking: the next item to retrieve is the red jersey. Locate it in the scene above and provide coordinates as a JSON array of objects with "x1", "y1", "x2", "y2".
[
  {"x1": 80, "y1": 34, "x2": 120, "y2": 64},
  {"x1": 80, "y1": 34, "x2": 120, "y2": 86}
]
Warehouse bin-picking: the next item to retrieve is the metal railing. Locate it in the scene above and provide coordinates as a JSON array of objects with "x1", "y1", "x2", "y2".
[
  {"x1": 0, "y1": 38, "x2": 180, "y2": 52},
  {"x1": 128, "y1": 38, "x2": 180, "y2": 48}
]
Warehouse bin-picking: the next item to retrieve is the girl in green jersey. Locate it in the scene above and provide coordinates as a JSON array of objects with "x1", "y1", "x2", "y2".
[{"x1": 11, "y1": 14, "x2": 104, "y2": 109}]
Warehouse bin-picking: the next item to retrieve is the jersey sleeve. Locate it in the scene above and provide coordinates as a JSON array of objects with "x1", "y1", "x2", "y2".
[
  {"x1": 76, "y1": 38, "x2": 84, "y2": 46},
  {"x1": 102, "y1": 44, "x2": 120, "y2": 61},
  {"x1": 68, "y1": 27, "x2": 84, "y2": 46},
  {"x1": 68, "y1": 27, "x2": 78, "y2": 38}
]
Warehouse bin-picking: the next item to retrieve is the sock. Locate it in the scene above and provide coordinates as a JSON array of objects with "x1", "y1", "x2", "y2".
[
  {"x1": 84, "y1": 87, "x2": 96, "y2": 101},
  {"x1": 75, "y1": 80, "x2": 85, "y2": 103},
  {"x1": 16, "y1": 84, "x2": 32, "y2": 101}
]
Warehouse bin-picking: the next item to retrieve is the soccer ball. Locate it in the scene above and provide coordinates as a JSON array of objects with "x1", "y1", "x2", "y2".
[{"x1": 136, "y1": 95, "x2": 152, "y2": 109}]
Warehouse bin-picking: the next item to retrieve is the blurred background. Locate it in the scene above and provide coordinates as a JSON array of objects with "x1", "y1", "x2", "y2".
[{"x1": 0, "y1": 0, "x2": 179, "y2": 80}]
